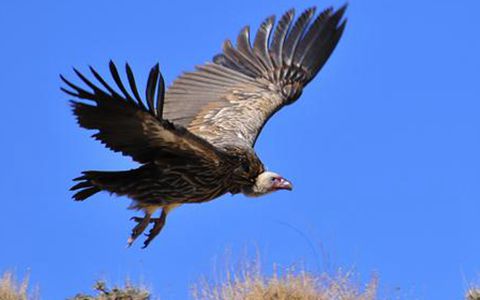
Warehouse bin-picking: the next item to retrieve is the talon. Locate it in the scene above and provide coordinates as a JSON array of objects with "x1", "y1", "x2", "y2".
[
  {"x1": 142, "y1": 211, "x2": 167, "y2": 248},
  {"x1": 127, "y1": 214, "x2": 151, "y2": 247}
]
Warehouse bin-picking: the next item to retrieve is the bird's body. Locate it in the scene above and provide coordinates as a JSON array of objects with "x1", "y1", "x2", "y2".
[{"x1": 62, "y1": 5, "x2": 347, "y2": 247}]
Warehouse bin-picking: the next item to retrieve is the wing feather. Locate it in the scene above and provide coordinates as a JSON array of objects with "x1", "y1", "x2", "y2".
[
  {"x1": 62, "y1": 62, "x2": 227, "y2": 164},
  {"x1": 270, "y1": 9, "x2": 295, "y2": 69},
  {"x1": 88, "y1": 65, "x2": 122, "y2": 99},
  {"x1": 125, "y1": 63, "x2": 145, "y2": 108},
  {"x1": 253, "y1": 16, "x2": 275, "y2": 72},
  {"x1": 108, "y1": 61, "x2": 137, "y2": 104},
  {"x1": 164, "y1": 6, "x2": 347, "y2": 148},
  {"x1": 156, "y1": 71, "x2": 165, "y2": 118},
  {"x1": 236, "y1": 26, "x2": 263, "y2": 73},
  {"x1": 282, "y1": 7, "x2": 316, "y2": 66},
  {"x1": 145, "y1": 64, "x2": 160, "y2": 116},
  {"x1": 293, "y1": 7, "x2": 333, "y2": 66},
  {"x1": 224, "y1": 39, "x2": 264, "y2": 76}
]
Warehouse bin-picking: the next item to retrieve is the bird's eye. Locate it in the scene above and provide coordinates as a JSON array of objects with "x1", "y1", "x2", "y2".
[{"x1": 271, "y1": 177, "x2": 278, "y2": 182}]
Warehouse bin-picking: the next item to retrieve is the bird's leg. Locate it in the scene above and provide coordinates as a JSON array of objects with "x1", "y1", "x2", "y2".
[
  {"x1": 142, "y1": 209, "x2": 167, "y2": 249},
  {"x1": 127, "y1": 213, "x2": 152, "y2": 247}
]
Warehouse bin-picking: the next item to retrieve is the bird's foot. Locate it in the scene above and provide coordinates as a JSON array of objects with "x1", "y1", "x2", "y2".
[
  {"x1": 142, "y1": 214, "x2": 166, "y2": 249},
  {"x1": 127, "y1": 214, "x2": 151, "y2": 247}
]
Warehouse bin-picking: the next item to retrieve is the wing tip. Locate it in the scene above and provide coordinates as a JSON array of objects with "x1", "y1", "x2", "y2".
[{"x1": 335, "y1": 3, "x2": 349, "y2": 21}]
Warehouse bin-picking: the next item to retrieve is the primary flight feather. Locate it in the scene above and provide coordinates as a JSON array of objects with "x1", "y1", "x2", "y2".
[{"x1": 62, "y1": 5, "x2": 347, "y2": 248}]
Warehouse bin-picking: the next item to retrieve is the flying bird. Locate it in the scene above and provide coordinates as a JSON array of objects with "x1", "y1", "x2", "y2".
[{"x1": 62, "y1": 5, "x2": 347, "y2": 248}]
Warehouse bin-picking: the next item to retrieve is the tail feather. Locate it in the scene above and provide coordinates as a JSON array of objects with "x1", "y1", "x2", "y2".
[
  {"x1": 72, "y1": 186, "x2": 101, "y2": 201},
  {"x1": 70, "y1": 168, "x2": 149, "y2": 201}
]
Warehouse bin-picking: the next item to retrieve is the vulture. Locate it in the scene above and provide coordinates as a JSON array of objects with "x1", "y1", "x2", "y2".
[{"x1": 62, "y1": 5, "x2": 347, "y2": 248}]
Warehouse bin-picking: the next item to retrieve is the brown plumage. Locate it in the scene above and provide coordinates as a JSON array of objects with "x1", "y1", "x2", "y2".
[{"x1": 63, "y1": 5, "x2": 347, "y2": 248}]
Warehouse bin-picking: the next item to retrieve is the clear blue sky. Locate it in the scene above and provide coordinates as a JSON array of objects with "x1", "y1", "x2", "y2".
[{"x1": 1, "y1": 0, "x2": 479, "y2": 299}]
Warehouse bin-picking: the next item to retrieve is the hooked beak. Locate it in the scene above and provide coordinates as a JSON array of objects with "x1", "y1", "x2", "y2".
[{"x1": 274, "y1": 177, "x2": 293, "y2": 191}]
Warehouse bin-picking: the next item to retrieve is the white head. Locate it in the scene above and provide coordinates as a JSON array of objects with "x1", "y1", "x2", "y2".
[{"x1": 243, "y1": 171, "x2": 293, "y2": 197}]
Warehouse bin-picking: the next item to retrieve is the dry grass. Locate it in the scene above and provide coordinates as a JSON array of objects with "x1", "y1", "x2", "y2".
[
  {"x1": 0, "y1": 266, "x2": 380, "y2": 300},
  {"x1": 6, "y1": 266, "x2": 479, "y2": 299},
  {"x1": 0, "y1": 271, "x2": 38, "y2": 300},
  {"x1": 191, "y1": 262, "x2": 379, "y2": 300},
  {"x1": 68, "y1": 280, "x2": 150, "y2": 300},
  {"x1": 467, "y1": 287, "x2": 480, "y2": 300}
]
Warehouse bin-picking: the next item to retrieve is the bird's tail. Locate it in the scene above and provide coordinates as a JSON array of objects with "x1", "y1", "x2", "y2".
[{"x1": 70, "y1": 167, "x2": 151, "y2": 201}]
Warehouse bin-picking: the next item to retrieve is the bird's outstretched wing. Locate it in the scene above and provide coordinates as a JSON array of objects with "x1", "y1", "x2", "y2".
[
  {"x1": 61, "y1": 61, "x2": 226, "y2": 165},
  {"x1": 164, "y1": 5, "x2": 347, "y2": 149}
]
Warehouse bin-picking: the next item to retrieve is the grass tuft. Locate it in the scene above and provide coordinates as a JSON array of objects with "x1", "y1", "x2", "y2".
[
  {"x1": 0, "y1": 271, "x2": 38, "y2": 300},
  {"x1": 68, "y1": 280, "x2": 151, "y2": 300},
  {"x1": 467, "y1": 287, "x2": 480, "y2": 300},
  {"x1": 191, "y1": 262, "x2": 378, "y2": 300}
]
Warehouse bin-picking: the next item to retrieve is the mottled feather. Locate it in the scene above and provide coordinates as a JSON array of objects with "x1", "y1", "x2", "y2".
[{"x1": 164, "y1": 5, "x2": 347, "y2": 149}]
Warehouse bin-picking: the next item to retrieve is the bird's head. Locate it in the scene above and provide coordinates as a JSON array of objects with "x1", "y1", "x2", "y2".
[{"x1": 243, "y1": 171, "x2": 293, "y2": 197}]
